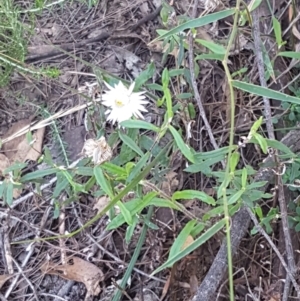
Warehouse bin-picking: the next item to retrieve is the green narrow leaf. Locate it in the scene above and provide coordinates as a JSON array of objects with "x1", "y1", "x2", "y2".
[
  {"x1": 169, "y1": 125, "x2": 195, "y2": 163},
  {"x1": 101, "y1": 163, "x2": 126, "y2": 176},
  {"x1": 250, "y1": 116, "x2": 263, "y2": 135},
  {"x1": 195, "y1": 39, "x2": 226, "y2": 54},
  {"x1": 172, "y1": 189, "x2": 215, "y2": 205},
  {"x1": 169, "y1": 220, "x2": 197, "y2": 259},
  {"x1": 241, "y1": 167, "x2": 247, "y2": 188},
  {"x1": 4, "y1": 162, "x2": 27, "y2": 173},
  {"x1": 94, "y1": 166, "x2": 114, "y2": 199},
  {"x1": 195, "y1": 53, "x2": 224, "y2": 61},
  {"x1": 227, "y1": 189, "x2": 244, "y2": 205},
  {"x1": 253, "y1": 133, "x2": 268, "y2": 154},
  {"x1": 6, "y1": 181, "x2": 13, "y2": 205},
  {"x1": 125, "y1": 217, "x2": 138, "y2": 243},
  {"x1": 152, "y1": 219, "x2": 226, "y2": 274},
  {"x1": 278, "y1": 51, "x2": 300, "y2": 59},
  {"x1": 119, "y1": 131, "x2": 144, "y2": 157},
  {"x1": 117, "y1": 201, "x2": 133, "y2": 225},
  {"x1": 134, "y1": 62, "x2": 155, "y2": 90},
  {"x1": 272, "y1": 17, "x2": 283, "y2": 47},
  {"x1": 151, "y1": 9, "x2": 235, "y2": 43},
  {"x1": 232, "y1": 80, "x2": 300, "y2": 105},
  {"x1": 53, "y1": 172, "x2": 69, "y2": 198},
  {"x1": 21, "y1": 168, "x2": 57, "y2": 182},
  {"x1": 120, "y1": 120, "x2": 160, "y2": 132},
  {"x1": 265, "y1": 139, "x2": 295, "y2": 156},
  {"x1": 126, "y1": 152, "x2": 150, "y2": 184},
  {"x1": 229, "y1": 152, "x2": 240, "y2": 173},
  {"x1": 75, "y1": 166, "x2": 94, "y2": 176},
  {"x1": 194, "y1": 146, "x2": 230, "y2": 161},
  {"x1": 261, "y1": 43, "x2": 275, "y2": 81}
]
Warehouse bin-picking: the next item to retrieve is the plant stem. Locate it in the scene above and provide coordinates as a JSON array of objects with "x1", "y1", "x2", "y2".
[{"x1": 221, "y1": 1, "x2": 242, "y2": 300}]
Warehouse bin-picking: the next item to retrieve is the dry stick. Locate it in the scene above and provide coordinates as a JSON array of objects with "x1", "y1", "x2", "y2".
[
  {"x1": 4, "y1": 200, "x2": 52, "y2": 299},
  {"x1": 252, "y1": 8, "x2": 297, "y2": 300},
  {"x1": 246, "y1": 207, "x2": 300, "y2": 296},
  {"x1": 251, "y1": 11, "x2": 275, "y2": 140},
  {"x1": 71, "y1": 203, "x2": 165, "y2": 284},
  {"x1": 192, "y1": 126, "x2": 300, "y2": 301},
  {"x1": 278, "y1": 176, "x2": 297, "y2": 300},
  {"x1": 187, "y1": 0, "x2": 221, "y2": 161}
]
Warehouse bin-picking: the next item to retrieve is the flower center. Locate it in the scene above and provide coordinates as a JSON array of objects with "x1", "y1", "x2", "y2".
[
  {"x1": 114, "y1": 96, "x2": 130, "y2": 108},
  {"x1": 115, "y1": 99, "x2": 125, "y2": 107}
]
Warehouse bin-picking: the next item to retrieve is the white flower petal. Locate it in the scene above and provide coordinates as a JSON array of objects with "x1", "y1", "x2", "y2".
[{"x1": 101, "y1": 80, "x2": 148, "y2": 124}]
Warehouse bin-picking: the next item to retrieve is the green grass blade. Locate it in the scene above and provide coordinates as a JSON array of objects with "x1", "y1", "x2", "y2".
[
  {"x1": 232, "y1": 80, "x2": 300, "y2": 105},
  {"x1": 151, "y1": 9, "x2": 235, "y2": 43}
]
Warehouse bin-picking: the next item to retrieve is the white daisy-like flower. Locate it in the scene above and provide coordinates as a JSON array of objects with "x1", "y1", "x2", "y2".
[{"x1": 101, "y1": 81, "x2": 148, "y2": 124}]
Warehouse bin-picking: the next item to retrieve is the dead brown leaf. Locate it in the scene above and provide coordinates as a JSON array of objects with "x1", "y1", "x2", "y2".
[
  {"x1": 161, "y1": 171, "x2": 179, "y2": 195},
  {"x1": 181, "y1": 235, "x2": 194, "y2": 251},
  {"x1": 41, "y1": 256, "x2": 104, "y2": 296},
  {"x1": 2, "y1": 118, "x2": 44, "y2": 163},
  {"x1": 0, "y1": 274, "x2": 14, "y2": 289},
  {"x1": 0, "y1": 154, "x2": 11, "y2": 176},
  {"x1": 93, "y1": 195, "x2": 110, "y2": 214}
]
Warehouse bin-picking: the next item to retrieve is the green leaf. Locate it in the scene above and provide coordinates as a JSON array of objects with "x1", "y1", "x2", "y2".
[
  {"x1": 101, "y1": 163, "x2": 126, "y2": 177},
  {"x1": 246, "y1": 181, "x2": 268, "y2": 190},
  {"x1": 119, "y1": 131, "x2": 144, "y2": 157},
  {"x1": 75, "y1": 167, "x2": 94, "y2": 176},
  {"x1": 272, "y1": 17, "x2": 283, "y2": 47},
  {"x1": 253, "y1": 133, "x2": 268, "y2": 154},
  {"x1": 266, "y1": 139, "x2": 294, "y2": 156},
  {"x1": 249, "y1": 116, "x2": 263, "y2": 135},
  {"x1": 134, "y1": 62, "x2": 155, "y2": 90},
  {"x1": 125, "y1": 216, "x2": 138, "y2": 243},
  {"x1": 241, "y1": 167, "x2": 247, "y2": 188},
  {"x1": 227, "y1": 189, "x2": 244, "y2": 205},
  {"x1": 232, "y1": 80, "x2": 300, "y2": 105},
  {"x1": 195, "y1": 53, "x2": 224, "y2": 61},
  {"x1": 21, "y1": 168, "x2": 57, "y2": 182},
  {"x1": 126, "y1": 152, "x2": 150, "y2": 184},
  {"x1": 94, "y1": 166, "x2": 114, "y2": 199},
  {"x1": 229, "y1": 152, "x2": 240, "y2": 173},
  {"x1": 120, "y1": 120, "x2": 160, "y2": 132},
  {"x1": 151, "y1": 9, "x2": 235, "y2": 43},
  {"x1": 194, "y1": 146, "x2": 230, "y2": 161},
  {"x1": 152, "y1": 219, "x2": 226, "y2": 274},
  {"x1": 53, "y1": 172, "x2": 69, "y2": 198},
  {"x1": 117, "y1": 201, "x2": 133, "y2": 225},
  {"x1": 279, "y1": 51, "x2": 300, "y2": 59},
  {"x1": 169, "y1": 125, "x2": 195, "y2": 163},
  {"x1": 4, "y1": 162, "x2": 27, "y2": 173},
  {"x1": 169, "y1": 220, "x2": 196, "y2": 259},
  {"x1": 6, "y1": 181, "x2": 13, "y2": 205},
  {"x1": 146, "y1": 83, "x2": 163, "y2": 91},
  {"x1": 172, "y1": 189, "x2": 215, "y2": 205},
  {"x1": 195, "y1": 39, "x2": 226, "y2": 54},
  {"x1": 148, "y1": 197, "x2": 180, "y2": 210}
]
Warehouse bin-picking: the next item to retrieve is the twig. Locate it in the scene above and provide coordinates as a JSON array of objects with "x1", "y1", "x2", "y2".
[
  {"x1": 246, "y1": 207, "x2": 300, "y2": 297},
  {"x1": 251, "y1": 10, "x2": 275, "y2": 140},
  {"x1": 187, "y1": 0, "x2": 221, "y2": 156},
  {"x1": 277, "y1": 176, "x2": 297, "y2": 301},
  {"x1": 11, "y1": 257, "x2": 39, "y2": 301},
  {"x1": 4, "y1": 194, "x2": 53, "y2": 298}
]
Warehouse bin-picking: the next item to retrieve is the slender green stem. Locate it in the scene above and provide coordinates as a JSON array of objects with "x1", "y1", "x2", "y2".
[
  {"x1": 112, "y1": 206, "x2": 154, "y2": 301},
  {"x1": 221, "y1": 1, "x2": 242, "y2": 300}
]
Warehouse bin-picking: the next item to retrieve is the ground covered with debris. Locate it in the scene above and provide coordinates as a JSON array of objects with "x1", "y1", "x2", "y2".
[{"x1": 1, "y1": 0, "x2": 300, "y2": 301}]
